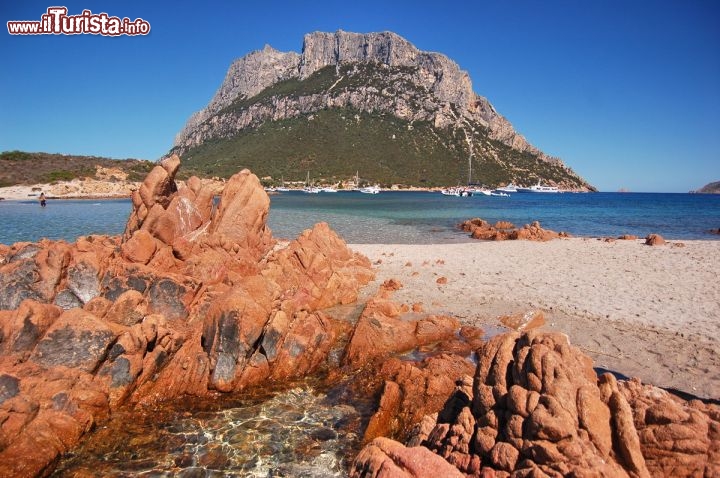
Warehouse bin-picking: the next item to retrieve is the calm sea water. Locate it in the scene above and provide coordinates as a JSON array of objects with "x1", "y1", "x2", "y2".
[{"x1": 1, "y1": 192, "x2": 719, "y2": 245}]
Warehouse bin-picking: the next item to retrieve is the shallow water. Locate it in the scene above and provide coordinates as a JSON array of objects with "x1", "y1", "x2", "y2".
[
  {"x1": 52, "y1": 381, "x2": 370, "y2": 477},
  {"x1": 1, "y1": 191, "x2": 719, "y2": 245}
]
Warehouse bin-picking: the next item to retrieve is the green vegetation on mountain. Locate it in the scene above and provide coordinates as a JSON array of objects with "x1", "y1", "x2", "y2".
[
  {"x1": 0, "y1": 151, "x2": 154, "y2": 187},
  {"x1": 180, "y1": 108, "x2": 584, "y2": 188}
]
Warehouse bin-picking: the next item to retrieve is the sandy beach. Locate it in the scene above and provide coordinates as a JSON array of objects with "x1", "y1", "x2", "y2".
[
  {"x1": 0, "y1": 180, "x2": 138, "y2": 200},
  {"x1": 351, "y1": 238, "x2": 720, "y2": 400}
]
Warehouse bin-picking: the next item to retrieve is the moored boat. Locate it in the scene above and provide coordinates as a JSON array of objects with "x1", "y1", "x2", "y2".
[
  {"x1": 359, "y1": 185, "x2": 381, "y2": 194},
  {"x1": 493, "y1": 183, "x2": 518, "y2": 194},
  {"x1": 517, "y1": 181, "x2": 560, "y2": 193},
  {"x1": 441, "y1": 187, "x2": 472, "y2": 197}
]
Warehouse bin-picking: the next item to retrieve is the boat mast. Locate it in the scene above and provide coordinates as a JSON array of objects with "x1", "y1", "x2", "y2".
[{"x1": 467, "y1": 153, "x2": 473, "y2": 186}]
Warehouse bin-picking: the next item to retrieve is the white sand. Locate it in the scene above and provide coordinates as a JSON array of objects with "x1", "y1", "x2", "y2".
[
  {"x1": 351, "y1": 238, "x2": 720, "y2": 399},
  {"x1": 0, "y1": 180, "x2": 138, "y2": 200}
]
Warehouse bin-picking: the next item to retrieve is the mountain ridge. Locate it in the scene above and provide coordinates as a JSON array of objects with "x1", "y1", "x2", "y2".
[{"x1": 172, "y1": 30, "x2": 593, "y2": 190}]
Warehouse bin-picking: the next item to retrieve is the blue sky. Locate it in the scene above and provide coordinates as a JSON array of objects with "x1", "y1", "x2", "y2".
[{"x1": 1, "y1": 1, "x2": 718, "y2": 192}]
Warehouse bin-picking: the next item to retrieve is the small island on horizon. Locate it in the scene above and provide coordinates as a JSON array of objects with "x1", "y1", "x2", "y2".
[{"x1": 692, "y1": 180, "x2": 720, "y2": 194}]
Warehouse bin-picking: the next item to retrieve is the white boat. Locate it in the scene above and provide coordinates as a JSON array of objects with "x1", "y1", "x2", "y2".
[
  {"x1": 493, "y1": 183, "x2": 518, "y2": 194},
  {"x1": 319, "y1": 186, "x2": 338, "y2": 193},
  {"x1": 441, "y1": 187, "x2": 472, "y2": 197},
  {"x1": 353, "y1": 171, "x2": 380, "y2": 194},
  {"x1": 302, "y1": 172, "x2": 320, "y2": 193},
  {"x1": 276, "y1": 176, "x2": 290, "y2": 192},
  {"x1": 359, "y1": 185, "x2": 381, "y2": 194},
  {"x1": 517, "y1": 181, "x2": 560, "y2": 193},
  {"x1": 470, "y1": 188, "x2": 491, "y2": 196}
]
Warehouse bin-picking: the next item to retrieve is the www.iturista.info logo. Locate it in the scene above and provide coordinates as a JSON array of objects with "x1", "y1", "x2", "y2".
[{"x1": 7, "y1": 7, "x2": 150, "y2": 36}]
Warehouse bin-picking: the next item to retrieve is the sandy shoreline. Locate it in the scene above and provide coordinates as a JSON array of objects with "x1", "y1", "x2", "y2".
[
  {"x1": 0, "y1": 181, "x2": 137, "y2": 201},
  {"x1": 350, "y1": 238, "x2": 720, "y2": 400}
]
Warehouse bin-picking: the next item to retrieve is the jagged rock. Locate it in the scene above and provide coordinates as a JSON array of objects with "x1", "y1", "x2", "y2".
[
  {"x1": 356, "y1": 331, "x2": 719, "y2": 478},
  {"x1": 342, "y1": 291, "x2": 460, "y2": 367},
  {"x1": 350, "y1": 437, "x2": 465, "y2": 478},
  {"x1": 0, "y1": 159, "x2": 376, "y2": 476},
  {"x1": 459, "y1": 218, "x2": 570, "y2": 241},
  {"x1": 363, "y1": 358, "x2": 475, "y2": 443},
  {"x1": 208, "y1": 169, "x2": 274, "y2": 258},
  {"x1": 618, "y1": 378, "x2": 720, "y2": 477},
  {"x1": 263, "y1": 222, "x2": 374, "y2": 310}
]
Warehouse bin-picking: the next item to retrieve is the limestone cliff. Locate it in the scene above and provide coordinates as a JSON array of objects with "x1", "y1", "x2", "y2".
[{"x1": 172, "y1": 31, "x2": 592, "y2": 190}]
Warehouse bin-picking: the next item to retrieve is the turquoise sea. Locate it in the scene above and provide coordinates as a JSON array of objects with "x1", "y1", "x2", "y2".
[{"x1": 1, "y1": 191, "x2": 719, "y2": 246}]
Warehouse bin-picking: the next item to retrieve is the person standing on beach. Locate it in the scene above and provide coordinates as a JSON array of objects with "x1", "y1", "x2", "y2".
[{"x1": 39, "y1": 192, "x2": 46, "y2": 207}]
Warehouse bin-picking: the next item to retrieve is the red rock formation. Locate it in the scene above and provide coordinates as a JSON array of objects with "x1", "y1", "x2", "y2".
[
  {"x1": 459, "y1": 218, "x2": 570, "y2": 241},
  {"x1": 342, "y1": 291, "x2": 461, "y2": 367},
  {"x1": 645, "y1": 233, "x2": 666, "y2": 246},
  {"x1": 350, "y1": 437, "x2": 465, "y2": 478},
  {"x1": 498, "y1": 310, "x2": 545, "y2": 331},
  {"x1": 352, "y1": 331, "x2": 720, "y2": 478},
  {"x1": 0, "y1": 159, "x2": 375, "y2": 477}
]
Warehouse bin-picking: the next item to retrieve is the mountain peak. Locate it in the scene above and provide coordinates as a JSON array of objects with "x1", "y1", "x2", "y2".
[{"x1": 172, "y1": 31, "x2": 592, "y2": 190}]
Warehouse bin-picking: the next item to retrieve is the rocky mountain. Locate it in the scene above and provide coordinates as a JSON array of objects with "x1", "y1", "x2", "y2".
[
  {"x1": 171, "y1": 31, "x2": 593, "y2": 190},
  {"x1": 693, "y1": 181, "x2": 720, "y2": 194}
]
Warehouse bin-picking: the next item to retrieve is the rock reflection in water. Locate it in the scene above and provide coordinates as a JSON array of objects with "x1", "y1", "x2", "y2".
[{"x1": 53, "y1": 385, "x2": 363, "y2": 477}]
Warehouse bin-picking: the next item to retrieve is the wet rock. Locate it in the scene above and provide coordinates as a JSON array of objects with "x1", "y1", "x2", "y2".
[
  {"x1": 618, "y1": 234, "x2": 639, "y2": 240},
  {"x1": 203, "y1": 288, "x2": 270, "y2": 392},
  {"x1": 498, "y1": 310, "x2": 545, "y2": 331},
  {"x1": 645, "y1": 233, "x2": 666, "y2": 246}
]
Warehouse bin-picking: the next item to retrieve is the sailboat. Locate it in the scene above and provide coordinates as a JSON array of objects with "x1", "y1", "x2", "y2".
[
  {"x1": 354, "y1": 171, "x2": 381, "y2": 194},
  {"x1": 276, "y1": 175, "x2": 290, "y2": 192},
  {"x1": 302, "y1": 172, "x2": 320, "y2": 193}
]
